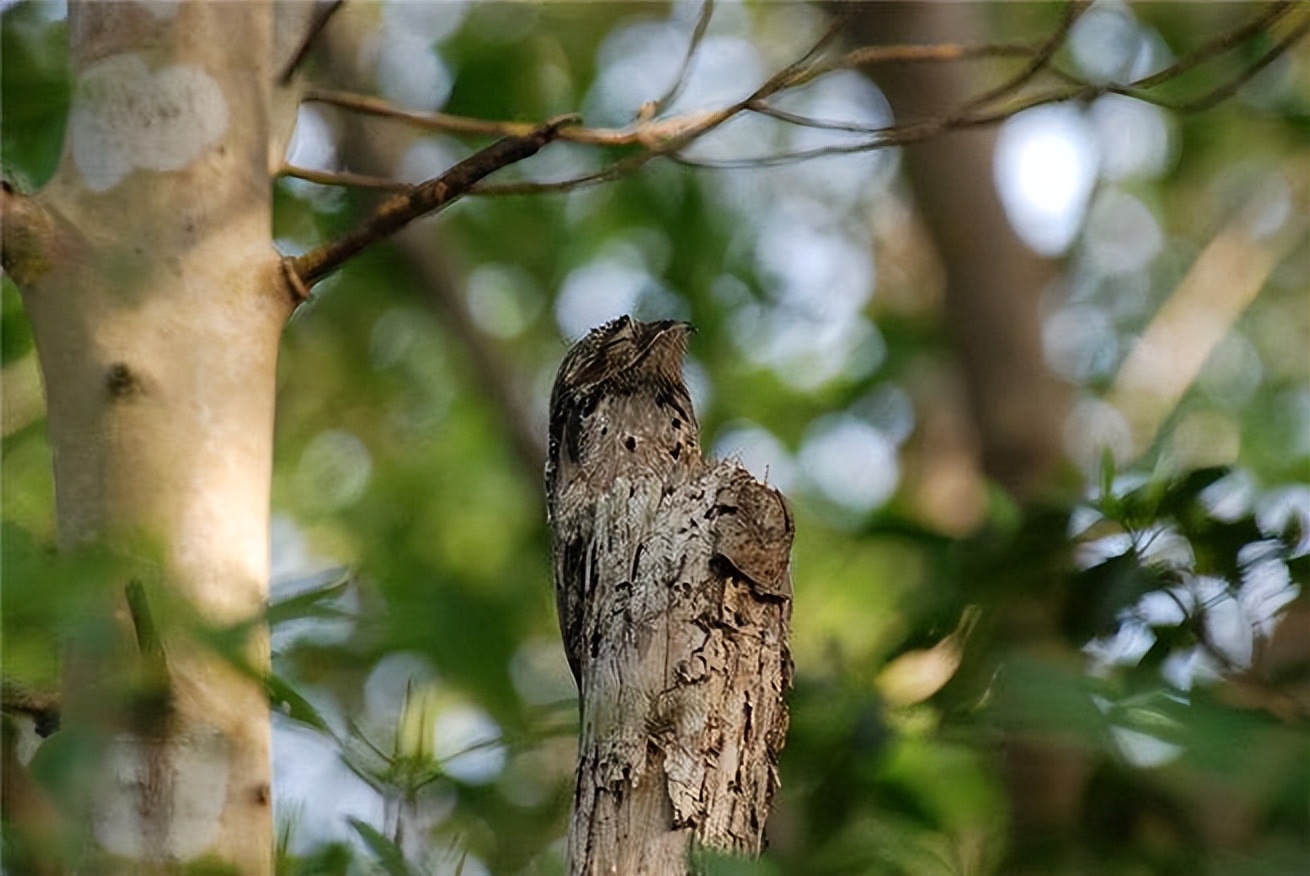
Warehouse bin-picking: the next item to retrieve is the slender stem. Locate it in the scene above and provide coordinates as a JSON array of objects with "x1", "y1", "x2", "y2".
[
  {"x1": 289, "y1": 114, "x2": 578, "y2": 287},
  {"x1": 1130, "y1": 1, "x2": 1295, "y2": 91},
  {"x1": 278, "y1": 0, "x2": 346, "y2": 84},
  {"x1": 294, "y1": 3, "x2": 1302, "y2": 195},
  {"x1": 279, "y1": 164, "x2": 412, "y2": 192},
  {"x1": 648, "y1": 0, "x2": 716, "y2": 116},
  {"x1": 959, "y1": 0, "x2": 1089, "y2": 113}
]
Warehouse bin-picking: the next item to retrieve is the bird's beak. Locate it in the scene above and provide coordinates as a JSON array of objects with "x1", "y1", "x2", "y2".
[
  {"x1": 652, "y1": 320, "x2": 695, "y2": 339},
  {"x1": 635, "y1": 320, "x2": 694, "y2": 371}
]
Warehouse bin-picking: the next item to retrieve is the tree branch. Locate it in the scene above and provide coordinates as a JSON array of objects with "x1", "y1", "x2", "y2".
[
  {"x1": 1128, "y1": 0, "x2": 1296, "y2": 92},
  {"x1": 279, "y1": 164, "x2": 411, "y2": 192},
  {"x1": 287, "y1": 114, "x2": 579, "y2": 289},
  {"x1": 312, "y1": 11, "x2": 550, "y2": 483},
  {"x1": 0, "y1": 182, "x2": 60, "y2": 288},
  {"x1": 957, "y1": 0, "x2": 1088, "y2": 113},
  {"x1": 296, "y1": 2, "x2": 1303, "y2": 191},
  {"x1": 646, "y1": 0, "x2": 716, "y2": 118},
  {"x1": 1108, "y1": 12, "x2": 1310, "y2": 113},
  {"x1": 279, "y1": 0, "x2": 346, "y2": 85}
]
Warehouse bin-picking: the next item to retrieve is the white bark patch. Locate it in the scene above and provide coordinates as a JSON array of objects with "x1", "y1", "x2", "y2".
[
  {"x1": 92, "y1": 727, "x2": 231, "y2": 858},
  {"x1": 70, "y1": 54, "x2": 228, "y2": 193}
]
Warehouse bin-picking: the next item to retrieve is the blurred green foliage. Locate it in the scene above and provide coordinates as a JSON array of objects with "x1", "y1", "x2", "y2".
[{"x1": 3, "y1": 2, "x2": 1307, "y2": 875}]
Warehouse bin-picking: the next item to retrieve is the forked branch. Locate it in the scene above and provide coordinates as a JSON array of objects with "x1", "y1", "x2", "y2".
[
  {"x1": 295, "y1": 1, "x2": 1303, "y2": 189},
  {"x1": 286, "y1": 114, "x2": 579, "y2": 293},
  {"x1": 282, "y1": 1, "x2": 1306, "y2": 271}
]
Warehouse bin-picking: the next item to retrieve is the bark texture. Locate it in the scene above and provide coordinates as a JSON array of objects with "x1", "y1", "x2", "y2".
[
  {"x1": 565, "y1": 463, "x2": 793, "y2": 875},
  {"x1": 2, "y1": 2, "x2": 306, "y2": 871}
]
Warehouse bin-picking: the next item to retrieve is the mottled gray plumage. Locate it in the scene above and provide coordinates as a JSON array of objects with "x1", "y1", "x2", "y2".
[{"x1": 546, "y1": 315, "x2": 700, "y2": 685}]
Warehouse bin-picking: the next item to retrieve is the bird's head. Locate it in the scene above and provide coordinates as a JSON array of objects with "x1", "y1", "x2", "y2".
[{"x1": 556, "y1": 315, "x2": 694, "y2": 393}]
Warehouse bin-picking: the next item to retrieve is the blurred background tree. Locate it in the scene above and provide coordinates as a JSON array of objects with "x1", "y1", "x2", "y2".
[{"x1": 3, "y1": 2, "x2": 1306, "y2": 875}]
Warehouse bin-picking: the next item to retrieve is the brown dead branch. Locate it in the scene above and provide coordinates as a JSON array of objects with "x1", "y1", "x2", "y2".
[
  {"x1": 287, "y1": 114, "x2": 579, "y2": 289},
  {"x1": 292, "y1": 1, "x2": 1304, "y2": 199}
]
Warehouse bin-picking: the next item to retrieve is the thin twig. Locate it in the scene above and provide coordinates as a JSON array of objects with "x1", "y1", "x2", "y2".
[
  {"x1": 471, "y1": 151, "x2": 659, "y2": 197},
  {"x1": 959, "y1": 0, "x2": 1088, "y2": 112},
  {"x1": 747, "y1": 100, "x2": 888, "y2": 134},
  {"x1": 281, "y1": 256, "x2": 312, "y2": 304},
  {"x1": 280, "y1": 164, "x2": 412, "y2": 192},
  {"x1": 307, "y1": 41, "x2": 1032, "y2": 145},
  {"x1": 647, "y1": 0, "x2": 716, "y2": 117},
  {"x1": 299, "y1": 2, "x2": 1300, "y2": 188},
  {"x1": 279, "y1": 0, "x2": 346, "y2": 85},
  {"x1": 1121, "y1": 12, "x2": 1309, "y2": 113},
  {"x1": 782, "y1": 41, "x2": 1037, "y2": 93},
  {"x1": 1129, "y1": 0, "x2": 1295, "y2": 92},
  {"x1": 289, "y1": 114, "x2": 579, "y2": 288},
  {"x1": 745, "y1": 7, "x2": 854, "y2": 103},
  {"x1": 307, "y1": 89, "x2": 539, "y2": 138},
  {"x1": 832, "y1": 41, "x2": 1034, "y2": 72},
  {"x1": 306, "y1": 89, "x2": 641, "y2": 145},
  {"x1": 677, "y1": 1, "x2": 1303, "y2": 171}
]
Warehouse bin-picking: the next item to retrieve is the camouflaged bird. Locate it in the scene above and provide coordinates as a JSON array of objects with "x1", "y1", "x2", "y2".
[{"x1": 545, "y1": 316, "x2": 701, "y2": 686}]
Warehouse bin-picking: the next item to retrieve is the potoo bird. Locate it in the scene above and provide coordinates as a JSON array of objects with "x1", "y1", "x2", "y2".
[{"x1": 546, "y1": 316, "x2": 701, "y2": 686}]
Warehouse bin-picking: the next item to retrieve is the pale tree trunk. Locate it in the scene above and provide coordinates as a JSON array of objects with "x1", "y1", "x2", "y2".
[
  {"x1": 2, "y1": 3, "x2": 303, "y2": 871},
  {"x1": 565, "y1": 463, "x2": 794, "y2": 875}
]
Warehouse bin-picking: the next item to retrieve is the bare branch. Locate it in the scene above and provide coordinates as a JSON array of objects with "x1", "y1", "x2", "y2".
[
  {"x1": 306, "y1": 88, "x2": 542, "y2": 138},
  {"x1": 1, "y1": 182, "x2": 61, "y2": 288},
  {"x1": 678, "y1": 1, "x2": 1304, "y2": 170},
  {"x1": 472, "y1": 151, "x2": 659, "y2": 197},
  {"x1": 646, "y1": 0, "x2": 716, "y2": 118},
  {"x1": 1129, "y1": 0, "x2": 1296, "y2": 92},
  {"x1": 1115, "y1": 11, "x2": 1309, "y2": 113},
  {"x1": 298, "y1": 2, "x2": 1302, "y2": 192},
  {"x1": 817, "y1": 41, "x2": 1035, "y2": 78},
  {"x1": 958, "y1": 0, "x2": 1088, "y2": 112},
  {"x1": 279, "y1": 0, "x2": 346, "y2": 85},
  {"x1": 279, "y1": 164, "x2": 412, "y2": 192},
  {"x1": 280, "y1": 256, "x2": 312, "y2": 304},
  {"x1": 744, "y1": 6, "x2": 855, "y2": 102},
  {"x1": 746, "y1": 100, "x2": 888, "y2": 134},
  {"x1": 306, "y1": 88, "x2": 644, "y2": 146},
  {"x1": 288, "y1": 114, "x2": 579, "y2": 289}
]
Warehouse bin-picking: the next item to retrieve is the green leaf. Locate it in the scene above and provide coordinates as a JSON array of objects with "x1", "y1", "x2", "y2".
[
  {"x1": 1154, "y1": 466, "x2": 1231, "y2": 519},
  {"x1": 267, "y1": 571, "x2": 352, "y2": 627},
  {"x1": 347, "y1": 818, "x2": 413, "y2": 876},
  {"x1": 266, "y1": 673, "x2": 333, "y2": 735},
  {"x1": 0, "y1": 3, "x2": 70, "y2": 185}
]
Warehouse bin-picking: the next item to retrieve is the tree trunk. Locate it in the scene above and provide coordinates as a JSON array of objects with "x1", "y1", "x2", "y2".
[
  {"x1": 845, "y1": 7, "x2": 1082, "y2": 871},
  {"x1": 565, "y1": 462, "x2": 793, "y2": 875},
  {"x1": 2, "y1": 3, "x2": 301, "y2": 871},
  {"x1": 849, "y1": 3, "x2": 1068, "y2": 502}
]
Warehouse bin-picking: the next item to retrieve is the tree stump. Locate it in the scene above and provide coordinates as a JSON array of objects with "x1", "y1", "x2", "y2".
[{"x1": 563, "y1": 461, "x2": 793, "y2": 874}]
